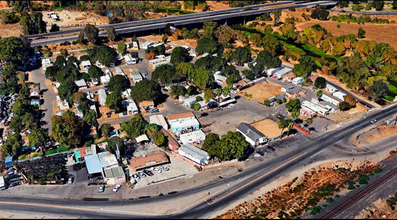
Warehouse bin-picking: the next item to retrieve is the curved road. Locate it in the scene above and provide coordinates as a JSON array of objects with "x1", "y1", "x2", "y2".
[{"x1": 1, "y1": 103, "x2": 397, "y2": 218}]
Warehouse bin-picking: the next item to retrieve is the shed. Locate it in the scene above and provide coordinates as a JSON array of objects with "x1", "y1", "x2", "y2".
[
  {"x1": 150, "y1": 114, "x2": 169, "y2": 130},
  {"x1": 178, "y1": 143, "x2": 209, "y2": 165},
  {"x1": 84, "y1": 154, "x2": 103, "y2": 175},
  {"x1": 98, "y1": 89, "x2": 107, "y2": 107}
]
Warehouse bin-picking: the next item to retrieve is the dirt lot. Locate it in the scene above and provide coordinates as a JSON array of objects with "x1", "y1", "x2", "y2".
[
  {"x1": 354, "y1": 125, "x2": 397, "y2": 148},
  {"x1": 296, "y1": 20, "x2": 397, "y2": 50},
  {"x1": 238, "y1": 80, "x2": 283, "y2": 103},
  {"x1": 42, "y1": 11, "x2": 108, "y2": 28},
  {"x1": 0, "y1": 23, "x2": 23, "y2": 37},
  {"x1": 138, "y1": 35, "x2": 197, "y2": 48},
  {"x1": 355, "y1": 198, "x2": 397, "y2": 219},
  {"x1": 327, "y1": 103, "x2": 369, "y2": 123},
  {"x1": 216, "y1": 161, "x2": 379, "y2": 219},
  {"x1": 251, "y1": 119, "x2": 282, "y2": 140}
]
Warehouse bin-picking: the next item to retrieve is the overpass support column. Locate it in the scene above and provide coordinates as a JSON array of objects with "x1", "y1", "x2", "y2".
[
  {"x1": 243, "y1": 16, "x2": 246, "y2": 25},
  {"x1": 225, "y1": 18, "x2": 227, "y2": 25}
]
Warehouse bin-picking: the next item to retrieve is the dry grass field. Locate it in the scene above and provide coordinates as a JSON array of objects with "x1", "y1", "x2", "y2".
[{"x1": 238, "y1": 80, "x2": 283, "y2": 103}]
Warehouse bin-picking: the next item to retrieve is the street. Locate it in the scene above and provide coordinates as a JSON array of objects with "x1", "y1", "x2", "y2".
[{"x1": 1, "y1": 102, "x2": 397, "y2": 218}]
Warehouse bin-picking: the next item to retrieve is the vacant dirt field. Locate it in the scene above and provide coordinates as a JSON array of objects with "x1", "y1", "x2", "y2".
[
  {"x1": 42, "y1": 11, "x2": 108, "y2": 28},
  {"x1": 251, "y1": 119, "x2": 282, "y2": 139},
  {"x1": 355, "y1": 197, "x2": 397, "y2": 219},
  {"x1": 216, "y1": 162, "x2": 379, "y2": 219},
  {"x1": 238, "y1": 80, "x2": 283, "y2": 103},
  {"x1": 296, "y1": 20, "x2": 397, "y2": 49},
  {"x1": 206, "y1": 1, "x2": 230, "y2": 11},
  {"x1": 354, "y1": 125, "x2": 397, "y2": 147},
  {"x1": 0, "y1": 23, "x2": 23, "y2": 37},
  {"x1": 327, "y1": 103, "x2": 369, "y2": 124}
]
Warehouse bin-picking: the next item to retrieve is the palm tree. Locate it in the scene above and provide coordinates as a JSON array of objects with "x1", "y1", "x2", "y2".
[
  {"x1": 278, "y1": 119, "x2": 288, "y2": 138},
  {"x1": 285, "y1": 119, "x2": 295, "y2": 136}
]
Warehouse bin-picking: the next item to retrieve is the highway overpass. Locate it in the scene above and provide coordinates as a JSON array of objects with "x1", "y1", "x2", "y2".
[{"x1": 30, "y1": 1, "x2": 337, "y2": 47}]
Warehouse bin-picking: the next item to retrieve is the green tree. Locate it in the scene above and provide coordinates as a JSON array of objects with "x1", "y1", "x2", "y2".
[
  {"x1": 250, "y1": 33, "x2": 263, "y2": 47},
  {"x1": 106, "y1": 91, "x2": 123, "y2": 112},
  {"x1": 58, "y1": 80, "x2": 79, "y2": 105},
  {"x1": 121, "y1": 114, "x2": 146, "y2": 138},
  {"x1": 207, "y1": 132, "x2": 250, "y2": 161},
  {"x1": 1, "y1": 134, "x2": 22, "y2": 156},
  {"x1": 0, "y1": 36, "x2": 29, "y2": 65},
  {"x1": 231, "y1": 46, "x2": 251, "y2": 66},
  {"x1": 107, "y1": 75, "x2": 130, "y2": 93},
  {"x1": 278, "y1": 119, "x2": 294, "y2": 137},
  {"x1": 201, "y1": 133, "x2": 220, "y2": 152},
  {"x1": 202, "y1": 21, "x2": 217, "y2": 39},
  {"x1": 131, "y1": 80, "x2": 162, "y2": 102},
  {"x1": 107, "y1": 136, "x2": 124, "y2": 156},
  {"x1": 373, "y1": 0, "x2": 384, "y2": 11},
  {"x1": 291, "y1": 108, "x2": 300, "y2": 119},
  {"x1": 50, "y1": 23, "x2": 60, "y2": 32},
  {"x1": 256, "y1": 50, "x2": 281, "y2": 69},
  {"x1": 293, "y1": 56, "x2": 316, "y2": 77},
  {"x1": 88, "y1": 65, "x2": 104, "y2": 79},
  {"x1": 153, "y1": 131, "x2": 166, "y2": 146},
  {"x1": 162, "y1": 34, "x2": 168, "y2": 44},
  {"x1": 368, "y1": 80, "x2": 388, "y2": 103},
  {"x1": 84, "y1": 24, "x2": 99, "y2": 44},
  {"x1": 191, "y1": 67, "x2": 214, "y2": 90},
  {"x1": 273, "y1": 9, "x2": 281, "y2": 25},
  {"x1": 339, "y1": 101, "x2": 351, "y2": 111},
  {"x1": 196, "y1": 38, "x2": 223, "y2": 55},
  {"x1": 191, "y1": 103, "x2": 202, "y2": 111},
  {"x1": 314, "y1": 77, "x2": 327, "y2": 89},
  {"x1": 286, "y1": 99, "x2": 301, "y2": 111},
  {"x1": 357, "y1": 27, "x2": 366, "y2": 39},
  {"x1": 311, "y1": 5, "x2": 330, "y2": 20},
  {"x1": 204, "y1": 89, "x2": 215, "y2": 103},
  {"x1": 170, "y1": 86, "x2": 187, "y2": 98},
  {"x1": 19, "y1": 83, "x2": 30, "y2": 100},
  {"x1": 317, "y1": 90, "x2": 324, "y2": 98},
  {"x1": 83, "y1": 110, "x2": 99, "y2": 133},
  {"x1": 51, "y1": 111, "x2": 83, "y2": 147},
  {"x1": 262, "y1": 34, "x2": 282, "y2": 56},
  {"x1": 117, "y1": 43, "x2": 127, "y2": 55},
  {"x1": 45, "y1": 66, "x2": 57, "y2": 81},
  {"x1": 153, "y1": 65, "x2": 184, "y2": 84},
  {"x1": 101, "y1": 123, "x2": 112, "y2": 138},
  {"x1": 171, "y1": 47, "x2": 190, "y2": 66},
  {"x1": 28, "y1": 128, "x2": 49, "y2": 149},
  {"x1": 88, "y1": 46, "x2": 117, "y2": 67},
  {"x1": 107, "y1": 27, "x2": 118, "y2": 41}
]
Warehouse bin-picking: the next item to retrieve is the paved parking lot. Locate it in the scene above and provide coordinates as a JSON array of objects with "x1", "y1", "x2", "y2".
[{"x1": 131, "y1": 153, "x2": 199, "y2": 190}]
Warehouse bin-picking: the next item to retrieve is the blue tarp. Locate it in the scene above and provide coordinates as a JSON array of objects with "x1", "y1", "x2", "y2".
[{"x1": 5, "y1": 157, "x2": 13, "y2": 167}]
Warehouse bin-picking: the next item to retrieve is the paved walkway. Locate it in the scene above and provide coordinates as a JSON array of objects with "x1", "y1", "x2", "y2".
[{"x1": 29, "y1": 68, "x2": 57, "y2": 134}]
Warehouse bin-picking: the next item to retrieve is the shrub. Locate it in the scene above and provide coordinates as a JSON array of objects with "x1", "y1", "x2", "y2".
[
  {"x1": 326, "y1": 198, "x2": 334, "y2": 204},
  {"x1": 374, "y1": 168, "x2": 383, "y2": 173},
  {"x1": 337, "y1": 24, "x2": 340, "y2": 28},
  {"x1": 264, "y1": 100, "x2": 271, "y2": 106},
  {"x1": 310, "y1": 206, "x2": 321, "y2": 216}
]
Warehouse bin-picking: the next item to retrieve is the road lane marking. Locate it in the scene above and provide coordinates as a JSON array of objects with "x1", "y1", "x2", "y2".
[
  {"x1": 0, "y1": 201, "x2": 99, "y2": 212},
  {"x1": 333, "y1": 138, "x2": 397, "y2": 155},
  {"x1": 209, "y1": 152, "x2": 307, "y2": 205}
]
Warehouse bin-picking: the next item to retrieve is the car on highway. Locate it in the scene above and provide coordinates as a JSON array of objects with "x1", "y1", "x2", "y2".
[
  {"x1": 370, "y1": 119, "x2": 377, "y2": 124},
  {"x1": 113, "y1": 184, "x2": 121, "y2": 192},
  {"x1": 99, "y1": 185, "x2": 105, "y2": 193}
]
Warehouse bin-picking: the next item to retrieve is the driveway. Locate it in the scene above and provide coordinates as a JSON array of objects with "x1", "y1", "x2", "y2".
[{"x1": 29, "y1": 68, "x2": 57, "y2": 134}]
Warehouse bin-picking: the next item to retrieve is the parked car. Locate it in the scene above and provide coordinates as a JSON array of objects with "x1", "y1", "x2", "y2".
[
  {"x1": 150, "y1": 108, "x2": 159, "y2": 113},
  {"x1": 159, "y1": 166, "x2": 169, "y2": 171},
  {"x1": 131, "y1": 174, "x2": 140, "y2": 180},
  {"x1": 113, "y1": 184, "x2": 121, "y2": 192},
  {"x1": 67, "y1": 175, "x2": 74, "y2": 184},
  {"x1": 99, "y1": 184, "x2": 105, "y2": 193},
  {"x1": 227, "y1": 104, "x2": 235, "y2": 109},
  {"x1": 143, "y1": 169, "x2": 154, "y2": 176},
  {"x1": 138, "y1": 172, "x2": 146, "y2": 178},
  {"x1": 9, "y1": 182, "x2": 21, "y2": 187},
  {"x1": 151, "y1": 167, "x2": 162, "y2": 174}
]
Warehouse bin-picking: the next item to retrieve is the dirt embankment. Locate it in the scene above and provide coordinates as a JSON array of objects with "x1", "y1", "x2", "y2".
[
  {"x1": 216, "y1": 161, "x2": 380, "y2": 219},
  {"x1": 355, "y1": 198, "x2": 397, "y2": 219},
  {"x1": 354, "y1": 125, "x2": 397, "y2": 147}
]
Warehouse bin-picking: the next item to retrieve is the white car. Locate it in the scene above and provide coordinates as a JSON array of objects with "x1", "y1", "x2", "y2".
[
  {"x1": 113, "y1": 184, "x2": 121, "y2": 192},
  {"x1": 228, "y1": 104, "x2": 235, "y2": 109},
  {"x1": 151, "y1": 167, "x2": 162, "y2": 174}
]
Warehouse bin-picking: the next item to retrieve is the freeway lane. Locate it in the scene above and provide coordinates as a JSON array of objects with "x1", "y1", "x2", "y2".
[
  {"x1": 27, "y1": 1, "x2": 297, "y2": 39},
  {"x1": 1, "y1": 103, "x2": 397, "y2": 218},
  {"x1": 30, "y1": 1, "x2": 336, "y2": 46}
]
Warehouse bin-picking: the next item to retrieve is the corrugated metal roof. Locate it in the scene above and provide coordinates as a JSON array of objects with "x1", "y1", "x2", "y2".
[{"x1": 85, "y1": 154, "x2": 102, "y2": 174}]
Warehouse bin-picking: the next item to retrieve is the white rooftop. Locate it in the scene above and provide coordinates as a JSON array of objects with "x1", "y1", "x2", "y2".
[
  {"x1": 149, "y1": 114, "x2": 168, "y2": 130},
  {"x1": 98, "y1": 89, "x2": 107, "y2": 106},
  {"x1": 179, "y1": 130, "x2": 206, "y2": 145}
]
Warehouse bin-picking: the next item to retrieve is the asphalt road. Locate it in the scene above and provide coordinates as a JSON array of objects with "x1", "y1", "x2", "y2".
[
  {"x1": 1, "y1": 103, "x2": 397, "y2": 218},
  {"x1": 30, "y1": 1, "x2": 336, "y2": 47}
]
